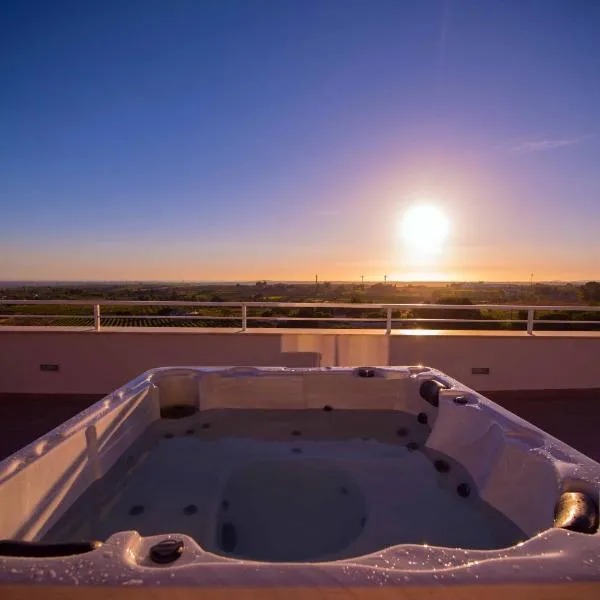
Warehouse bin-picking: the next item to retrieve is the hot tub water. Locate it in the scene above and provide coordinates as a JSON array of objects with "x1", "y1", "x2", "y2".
[{"x1": 44, "y1": 409, "x2": 526, "y2": 561}]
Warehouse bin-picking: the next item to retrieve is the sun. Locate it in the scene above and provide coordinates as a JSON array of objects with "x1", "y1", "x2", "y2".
[{"x1": 399, "y1": 204, "x2": 450, "y2": 255}]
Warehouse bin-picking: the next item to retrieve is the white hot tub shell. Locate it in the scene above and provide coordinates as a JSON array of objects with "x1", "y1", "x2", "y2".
[{"x1": 0, "y1": 366, "x2": 599, "y2": 586}]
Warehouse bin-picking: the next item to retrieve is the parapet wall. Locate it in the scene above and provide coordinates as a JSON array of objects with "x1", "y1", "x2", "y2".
[{"x1": 0, "y1": 328, "x2": 599, "y2": 394}]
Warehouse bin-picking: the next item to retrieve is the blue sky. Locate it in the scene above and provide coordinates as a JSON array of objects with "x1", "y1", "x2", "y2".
[{"x1": 1, "y1": 0, "x2": 599, "y2": 281}]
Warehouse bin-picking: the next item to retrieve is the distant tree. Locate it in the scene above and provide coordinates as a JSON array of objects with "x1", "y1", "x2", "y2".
[
  {"x1": 581, "y1": 282, "x2": 600, "y2": 303},
  {"x1": 411, "y1": 297, "x2": 481, "y2": 321}
]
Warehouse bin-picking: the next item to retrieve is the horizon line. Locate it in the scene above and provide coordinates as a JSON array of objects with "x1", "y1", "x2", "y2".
[{"x1": 1, "y1": 279, "x2": 597, "y2": 285}]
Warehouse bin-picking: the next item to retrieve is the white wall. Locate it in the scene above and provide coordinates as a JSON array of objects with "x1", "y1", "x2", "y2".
[
  {"x1": 0, "y1": 331, "x2": 318, "y2": 394},
  {"x1": 1, "y1": 329, "x2": 599, "y2": 394},
  {"x1": 281, "y1": 331, "x2": 600, "y2": 390},
  {"x1": 388, "y1": 335, "x2": 600, "y2": 390}
]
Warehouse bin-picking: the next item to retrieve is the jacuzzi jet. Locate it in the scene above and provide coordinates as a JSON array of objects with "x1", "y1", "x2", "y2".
[
  {"x1": 356, "y1": 367, "x2": 375, "y2": 378},
  {"x1": 457, "y1": 483, "x2": 471, "y2": 498},
  {"x1": 434, "y1": 459, "x2": 451, "y2": 474},
  {"x1": 453, "y1": 395, "x2": 469, "y2": 405}
]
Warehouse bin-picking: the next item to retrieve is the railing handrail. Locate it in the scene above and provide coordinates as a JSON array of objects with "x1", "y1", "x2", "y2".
[
  {"x1": 1, "y1": 299, "x2": 599, "y2": 335},
  {"x1": 1, "y1": 299, "x2": 600, "y2": 311}
]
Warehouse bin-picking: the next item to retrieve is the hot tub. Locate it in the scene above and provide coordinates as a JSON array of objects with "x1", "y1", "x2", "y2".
[{"x1": 0, "y1": 366, "x2": 599, "y2": 586}]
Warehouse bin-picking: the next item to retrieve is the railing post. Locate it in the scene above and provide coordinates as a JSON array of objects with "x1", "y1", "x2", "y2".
[
  {"x1": 526, "y1": 308, "x2": 534, "y2": 335},
  {"x1": 241, "y1": 303, "x2": 247, "y2": 332},
  {"x1": 93, "y1": 304, "x2": 101, "y2": 331},
  {"x1": 385, "y1": 307, "x2": 392, "y2": 335}
]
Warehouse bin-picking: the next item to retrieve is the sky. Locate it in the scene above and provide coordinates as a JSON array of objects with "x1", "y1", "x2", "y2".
[{"x1": 1, "y1": 0, "x2": 599, "y2": 282}]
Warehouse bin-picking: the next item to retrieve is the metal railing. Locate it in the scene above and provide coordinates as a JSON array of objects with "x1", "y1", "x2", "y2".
[{"x1": 1, "y1": 299, "x2": 600, "y2": 334}]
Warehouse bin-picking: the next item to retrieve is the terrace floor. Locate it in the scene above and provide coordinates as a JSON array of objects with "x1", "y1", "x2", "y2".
[{"x1": 0, "y1": 393, "x2": 103, "y2": 461}]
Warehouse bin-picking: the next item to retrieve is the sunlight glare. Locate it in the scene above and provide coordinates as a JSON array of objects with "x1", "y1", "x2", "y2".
[{"x1": 399, "y1": 204, "x2": 450, "y2": 255}]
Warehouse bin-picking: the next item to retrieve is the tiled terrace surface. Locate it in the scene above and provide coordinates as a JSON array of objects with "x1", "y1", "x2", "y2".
[{"x1": 485, "y1": 388, "x2": 600, "y2": 463}]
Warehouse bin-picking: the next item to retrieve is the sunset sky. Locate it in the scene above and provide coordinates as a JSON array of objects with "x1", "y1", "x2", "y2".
[{"x1": 2, "y1": 0, "x2": 599, "y2": 282}]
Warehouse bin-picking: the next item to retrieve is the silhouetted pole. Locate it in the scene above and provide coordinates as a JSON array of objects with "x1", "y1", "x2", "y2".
[
  {"x1": 384, "y1": 274, "x2": 387, "y2": 285},
  {"x1": 361, "y1": 274, "x2": 364, "y2": 289}
]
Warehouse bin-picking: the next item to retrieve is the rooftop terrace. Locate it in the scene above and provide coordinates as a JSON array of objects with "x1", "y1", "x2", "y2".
[{"x1": 1, "y1": 299, "x2": 600, "y2": 465}]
